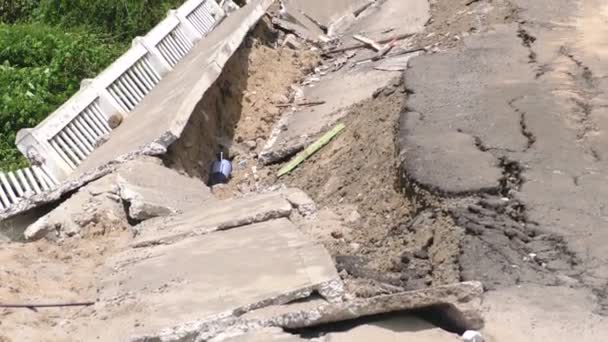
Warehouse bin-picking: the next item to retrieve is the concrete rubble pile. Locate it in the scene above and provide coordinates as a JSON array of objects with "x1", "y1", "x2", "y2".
[{"x1": 2, "y1": 156, "x2": 484, "y2": 341}]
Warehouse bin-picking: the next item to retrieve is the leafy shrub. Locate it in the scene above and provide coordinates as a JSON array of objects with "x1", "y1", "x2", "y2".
[
  {"x1": 0, "y1": 0, "x2": 184, "y2": 170},
  {"x1": 0, "y1": 24, "x2": 122, "y2": 170},
  {"x1": 37, "y1": 0, "x2": 184, "y2": 42},
  {"x1": 0, "y1": 0, "x2": 185, "y2": 171},
  {"x1": 0, "y1": 0, "x2": 38, "y2": 24}
]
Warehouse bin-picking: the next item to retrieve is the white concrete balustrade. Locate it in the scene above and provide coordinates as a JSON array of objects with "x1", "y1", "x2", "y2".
[
  {"x1": 5, "y1": 0, "x2": 235, "y2": 211},
  {"x1": 0, "y1": 166, "x2": 58, "y2": 210}
]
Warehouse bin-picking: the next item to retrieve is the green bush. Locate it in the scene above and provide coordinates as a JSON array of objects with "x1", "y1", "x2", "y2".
[
  {"x1": 0, "y1": 0, "x2": 185, "y2": 171},
  {"x1": 0, "y1": 0, "x2": 38, "y2": 24},
  {"x1": 0, "y1": 24, "x2": 123, "y2": 170},
  {"x1": 37, "y1": 0, "x2": 184, "y2": 41}
]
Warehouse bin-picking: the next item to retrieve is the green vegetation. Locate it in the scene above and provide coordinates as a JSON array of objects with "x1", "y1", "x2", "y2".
[{"x1": 0, "y1": 0, "x2": 183, "y2": 170}]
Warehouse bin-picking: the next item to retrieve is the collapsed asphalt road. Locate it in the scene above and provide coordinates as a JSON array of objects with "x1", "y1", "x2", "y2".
[{"x1": 399, "y1": 0, "x2": 608, "y2": 339}]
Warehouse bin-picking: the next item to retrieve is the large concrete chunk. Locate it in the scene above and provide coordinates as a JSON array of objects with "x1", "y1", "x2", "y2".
[
  {"x1": 286, "y1": 0, "x2": 371, "y2": 29},
  {"x1": 23, "y1": 158, "x2": 216, "y2": 240},
  {"x1": 260, "y1": 65, "x2": 402, "y2": 164},
  {"x1": 116, "y1": 158, "x2": 215, "y2": 221},
  {"x1": 212, "y1": 316, "x2": 460, "y2": 341},
  {"x1": 336, "y1": 0, "x2": 430, "y2": 42},
  {"x1": 243, "y1": 281, "x2": 483, "y2": 330},
  {"x1": 281, "y1": 2, "x2": 325, "y2": 39},
  {"x1": 131, "y1": 191, "x2": 293, "y2": 247},
  {"x1": 92, "y1": 218, "x2": 343, "y2": 341},
  {"x1": 23, "y1": 175, "x2": 126, "y2": 240}
]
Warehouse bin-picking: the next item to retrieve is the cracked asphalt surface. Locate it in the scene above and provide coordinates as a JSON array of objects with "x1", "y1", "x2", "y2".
[{"x1": 400, "y1": 0, "x2": 608, "y2": 331}]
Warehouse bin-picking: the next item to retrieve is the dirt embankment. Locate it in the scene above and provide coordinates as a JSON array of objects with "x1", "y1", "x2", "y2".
[
  {"x1": 276, "y1": 81, "x2": 464, "y2": 295},
  {"x1": 165, "y1": 18, "x2": 320, "y2": 183}
]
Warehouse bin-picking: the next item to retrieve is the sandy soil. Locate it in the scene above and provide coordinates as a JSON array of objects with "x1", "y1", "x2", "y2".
[
  {"x1": 166, "y1": 18, "x2": 320, "y2": 186},
  {"x1": 0, "y1": 231, "x2": 129, "y2": 341}
]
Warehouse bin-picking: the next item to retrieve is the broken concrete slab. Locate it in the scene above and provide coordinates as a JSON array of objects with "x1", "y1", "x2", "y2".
[
  {"x1": 282, "y1": 188, "x2": 317, "y2": 217},
  {"x1": 273, "y1": 17, "x2": 326, "y2": 43},
  {"x1": 242, "y1": 281, "x2": 484, "y2": 330},
  {"x1": 260, "y1": 64, "x2": 403, "y2": 164},
  {"x1": 282, "y1": 34, "x2": 303, "y2": 50},
  {"x1": 85, "y1": 218, "x2": 343, "y2": 341},
  {"x1": 336, "y1": 0, "x2": 430, "y2": 44},
  {"x1": 22, "y1": 158, "x2": 216, "y2": 240},
  {"x1": 115, "y1": 158, "x2": 215, "y2": 221},
  {"x1": 281, "y1": 2, "x2": 324, "y2": 35},
  {"x1": 286, "y1": 0, "x2": 372, "y2": 29},
  {"x1": 131, "y1": 191, "x2": 294, "y2": 247},
  {"x1": 23, "y1": 175, "x2": 126, "y2": 241},
  {"x1": 126, "y1": 281, "x2": 481, "y2": 341},
  {"x1": 279, "y1": 1, "x2": 327, "y2": 42},
  {"x1": 211, "y1": 315, "x2": 461, "y2": 342},
  {"x1": 0, "y1": 206, "x2": 53, "y2": 242}
]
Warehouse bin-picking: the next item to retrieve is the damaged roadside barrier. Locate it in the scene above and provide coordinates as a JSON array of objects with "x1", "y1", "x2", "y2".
[{"x1": 209, "y1": 152, "x2": 232, "y2": 186}]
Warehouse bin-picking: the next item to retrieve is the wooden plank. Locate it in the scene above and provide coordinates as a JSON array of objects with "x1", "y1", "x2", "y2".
[
  {"x1": 353, "y1": 34, "x2": 383, "y2": 51},
  {"x1": 277, "y1": 123, "x2": 346, "y2": 177},
  {"x1": 326, "y1": 33, "x2": 415, "y2": 54}
]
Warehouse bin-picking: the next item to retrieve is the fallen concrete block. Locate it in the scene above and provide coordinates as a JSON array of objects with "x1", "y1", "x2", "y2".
[
  {"x1": 162, "y1": 281, "x2": 483, "y2": 341},
  {"x1": 115, "y1": 158, "x2": 215, "y2": 221},
  {"x1": 23, "y1": 158, "x2": 216, "y2": 240},
  {"x1": 272, "y1": 17, "x2": 325, "y2": 43},
  {"x1": 281, "y1": 2, "x2": 325, "y2": 36},
  {"x1": 23, "y1": 175, "x2": 126, "y2": 240},
  {"x1": 242, "y1": 281, "x2": 484, "y2": 330},
  {"x1": 259, "y1": 66, "x2": 402, "y2": 165},
  {"x1": 131, "y1": 191, "x2": 294, "y2": 247},
  {"x1": 285, "y1": 0, "x2": 372, "y2": 29},
  {"x1": 282, "y1": 188, "x2": 317, "y2": 217},
  {"x1": 282, "y1": 34, "x2": 303, "y2": 50},
  {"x1": 92, "y1": 218, "x2": 344, "y2": 341}
]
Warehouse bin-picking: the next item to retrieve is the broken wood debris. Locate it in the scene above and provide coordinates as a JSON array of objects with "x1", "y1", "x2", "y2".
[
  {"x1": 373, "y1": 66, "x2": 407, "y2": 71},
  {"x1": 271, "y1": 16, "x2": 327, "y2": 43},
  {"x1": 353, "y1": 34, "x2": 383, "y2": 51},
  {"x1": 277, "y1": 123, "x2": 346, "y2": 177},
  {"x1": 354, "y1": 47, "x2": 426, "y2": 66},
  {"x1": 326, "y1": 33, "x2": 415, "y2": 54},
  {"x1": 353, "y1": 1, "x2": 375, "y2": 17},
  {"x1": 372, "y1": 38, "x2": 397, "y2": 61},
  {"x1": 275, "y1": 101, "x2": 326, "y2": 108},
  {"x1": 0, "y1": 301, "x2": 95, "y2": 309}
]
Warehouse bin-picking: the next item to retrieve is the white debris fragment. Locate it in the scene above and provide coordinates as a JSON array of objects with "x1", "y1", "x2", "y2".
[{"x1": 462, "y1": 330, "x2": 484, "y2": 342}]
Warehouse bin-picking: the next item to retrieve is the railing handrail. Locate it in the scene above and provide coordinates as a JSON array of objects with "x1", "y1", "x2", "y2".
[
  {"x1": 5, "y1": 0, "x2": 234, "y2": 211},
  {"x1": 17, "y1": 0, "x2": 221, "y2": 145}
]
